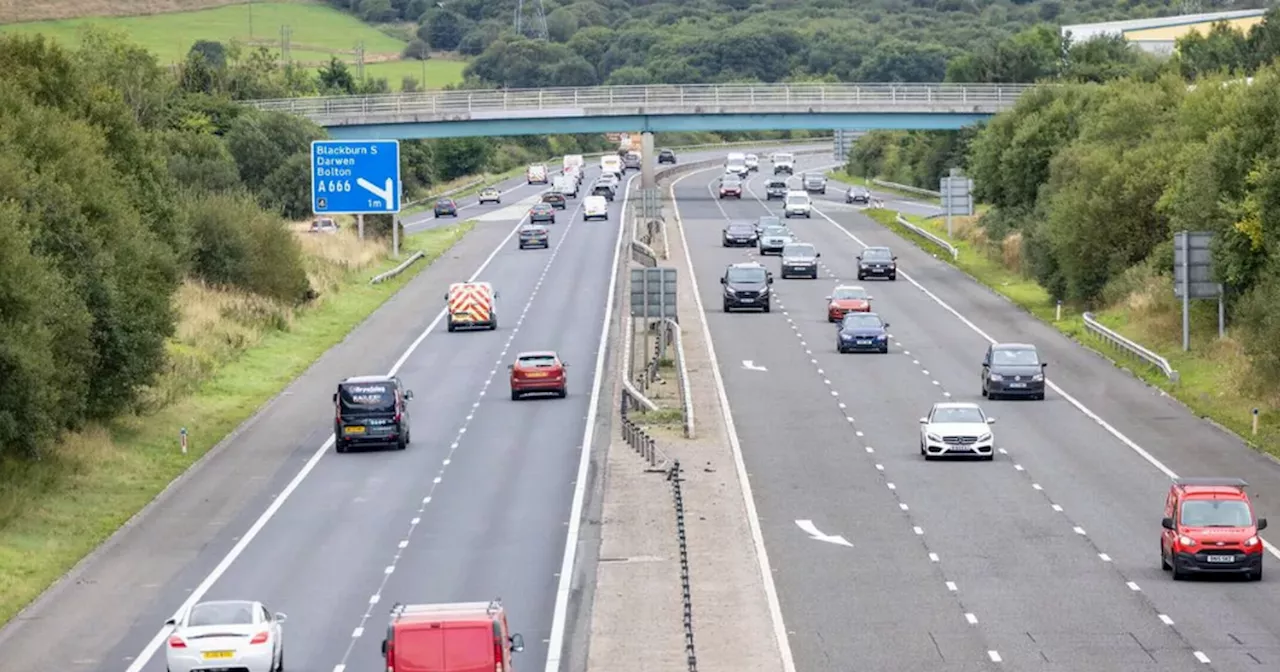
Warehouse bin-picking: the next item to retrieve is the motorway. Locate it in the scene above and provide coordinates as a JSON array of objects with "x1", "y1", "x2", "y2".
[
  {"x1": 673, "y1": 156, "x2": 1280, "y2": 671},
  {"x1": 0, "y1": 145, "x2": 816, "y2": 672}
]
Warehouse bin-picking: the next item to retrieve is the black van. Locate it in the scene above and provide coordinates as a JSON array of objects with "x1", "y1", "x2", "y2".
[{"x1": 333, "y1": 375, "x2": 414, "y2": 453}]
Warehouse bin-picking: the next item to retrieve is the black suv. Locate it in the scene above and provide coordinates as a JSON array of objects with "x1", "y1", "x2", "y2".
[
  {"x1": 721, "y1": 262, "x2": 773, "y2": 312},
  {"x1": 333, "y1": 375, "x2": 413, "y2": 453},
  {"x1": 658, "y1": 148, "x2": 677, "y2": 164},
  {"x1": 846, "y1": 186, "x2": 871, "y2": 204},
  {"x1": 857, "y1": 246, "x2": 897, "y2": 280},
  {"x1": 981, "y1": 343, "x2": 1047, "y2": 400}
]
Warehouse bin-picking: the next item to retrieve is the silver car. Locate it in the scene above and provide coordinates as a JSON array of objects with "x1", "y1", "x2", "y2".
[
  {"x1": 780, "y1": 242, "x2": 820, "y2": 279},
  {"x1": 165, "y1": 600, "x2": 286, "y2": 672},
  {"x1": 758, "y1": 225, "x2": 795, "y2": 256}
]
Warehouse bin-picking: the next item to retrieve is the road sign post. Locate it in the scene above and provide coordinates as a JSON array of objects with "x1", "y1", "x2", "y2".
[
  {"x1": 1173, "y1": 230, "x2": 1224, "y2": 351},
  {"x1": 630, "y1": 267, "x2": 678, "y2": 377},
  {"x1": 940, "y1": 168, "x2": 974, "y2": 238},
  {"x1": 311, "y1": 140, "x2": 402, "y2": 246}
]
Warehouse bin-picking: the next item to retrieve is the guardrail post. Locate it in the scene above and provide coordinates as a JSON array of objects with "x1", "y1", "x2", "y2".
[{"x1": 538, "y1": 90, "x2": 543, "y2": 108}]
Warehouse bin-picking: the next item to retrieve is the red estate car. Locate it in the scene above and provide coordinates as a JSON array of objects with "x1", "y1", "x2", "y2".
[
  {"x1": 826, "y1": 285, "x2": 873, "y2": 322},
  {"x1": 509, "y1": 351, "x2": 568, "y2": 400},
  {"x1": 1161, "y1": 477, "x2": 1268, "y2": 581}
]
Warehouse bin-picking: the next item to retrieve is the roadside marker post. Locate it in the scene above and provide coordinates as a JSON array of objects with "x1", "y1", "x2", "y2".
[
  {"x1": 311, "y1": 140, "x2": 403, "y2": 252},
  {"x1": 180, "y1": 427, "x2": 188, "y2": 454}
]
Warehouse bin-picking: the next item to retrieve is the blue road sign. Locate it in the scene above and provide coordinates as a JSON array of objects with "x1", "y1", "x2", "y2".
[{"x1": 311, "y1": 140, "x2": 402, "y2": 215}]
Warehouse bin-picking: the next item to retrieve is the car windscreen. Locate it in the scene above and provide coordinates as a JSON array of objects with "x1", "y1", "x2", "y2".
[
  {"x1": 786, "y1": 195, "x2": 808, "y2": 204},
  {"x1": 783, "y1": 244, "x2": 816, "y2": 257},
  {"x1": 768, "y1": 182, "x2": 787, "y2": 188},
  {"x1": 726, "y1": 268, "x2": 767, "y2": 284},
  {"x1": 832, "y1": 287, "x2": 867, "y2": 300},
  {"x1": 518, "y1": 355, "x2": 558, "y2": 368},
  {"x1": 1180, "y1": 499, "x2": 1253, "y2": 527},
  {"x1": 762, "y1": 226, "x2": 789, "y2": 237},
  {"x1": 931, "y1": 407, "x2": 985, "y2": 424},
  {"x1": 189, "y1": 602, "x2": 254, "y2": 627},
  {"x1": 841, "y1": 314, "x2": 882, "y2": 329},
  {"x1": 727, "y1": 223, "x2": 754, "y2": 233},
  {"x1": 339, "y1": 383, "x2": 396, "y2": 415},
  {"x1": 758, "y1": 217, "x2": 781, "y2": 227},
  {"x1": 992, "y1": 348, "x2": 1039, "y2": 366},
  {"x1": 722, "y1": 179, "x2": 741, "y2": 187},
  {"x1": 775, "y1": 154, "x2": 793, "y2": 162},
  {"x1": 862, "y1": 248, "x2": 892, "y2": 261}
]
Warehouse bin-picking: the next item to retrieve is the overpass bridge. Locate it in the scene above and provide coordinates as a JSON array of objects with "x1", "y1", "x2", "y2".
[{"x1": 244, "y1": 82, "x2": 1035, "y2": 140}]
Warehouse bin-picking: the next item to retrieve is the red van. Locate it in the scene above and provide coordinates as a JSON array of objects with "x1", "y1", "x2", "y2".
[
  {"x1": 382, "y1": 600, "x2": 525, "y2": 672},
  {"x1": 1161, "y1": 477, "x2": 1268, "y2": 581}
]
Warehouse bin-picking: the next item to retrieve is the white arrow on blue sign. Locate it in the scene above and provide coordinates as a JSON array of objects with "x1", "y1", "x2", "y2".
[{"x1": 311, "y1": 140, "x2": 402, "y2": 215}]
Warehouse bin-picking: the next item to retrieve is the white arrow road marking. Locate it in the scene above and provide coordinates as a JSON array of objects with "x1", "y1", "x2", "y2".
[
  {"x1": 795, "y1": 519, "x2": 852, "y2": 547},
  {"x1": 356, "y1": 177, "x2": 395, "y2": 210},
  {"x1": 742, "y1": 360, "x2": 768, "y2": 371}
]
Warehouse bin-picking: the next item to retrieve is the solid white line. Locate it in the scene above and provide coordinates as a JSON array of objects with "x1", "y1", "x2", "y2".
[
  {"x1": 1127, "y1": 581, "x2": 1141, "y2": 591},
  {"x1": 669, "y1": 168, "x2": 798, "y2": 672},
  {"x1": 804, "y1": 201, "x2": 1280, "y2": 561},
  {"x1": 543, "y1": 172, "x2": 638, "y2": 672},
  {"x1": 1194, "y1": 651, "x2": 1210, "y2": 663},
  {"x1": 1159, "y1": 614, "x2": 1174, "y2": 626},
  {"x1": 124, "y1": 174, "x2": 577, "y2": 672}
]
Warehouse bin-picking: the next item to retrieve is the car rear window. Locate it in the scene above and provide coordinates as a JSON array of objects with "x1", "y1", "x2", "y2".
[
  {"x1": 339, "y1": 383, "x2": 395, "y2": 414},
  {"x1": 189, "y1": 602, "x2": 254, "y2": 626},
  {"x1": 519, "y1": 355, "x2": 557, "y2": 368}
]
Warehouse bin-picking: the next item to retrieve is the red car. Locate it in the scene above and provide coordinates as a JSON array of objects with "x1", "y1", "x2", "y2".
[
  {"x1": 719, "y1": 180, "x2": 742, "y2": 199},
  {"x1": 509, "y1": 350, "x2": 568, "y2": 400},
  {"x1": 826, "y1": 285, "x2": 873, "y2": 322},
  {"x1": 1161, "y1": 477, "x2": 1268, "y2": 581}
]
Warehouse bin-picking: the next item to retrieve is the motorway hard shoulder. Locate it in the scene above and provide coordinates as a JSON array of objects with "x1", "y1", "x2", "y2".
[{"x1": 670, "y1": 156, "x2": 1280, "y2": 671}]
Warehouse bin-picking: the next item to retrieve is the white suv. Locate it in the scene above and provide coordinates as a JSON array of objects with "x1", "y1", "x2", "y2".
[
  {"x1": 783, "y1": 191, "x2": 811, "y2": 218},
  {"x1": 919, "y1": 402, "x2": 996, "y2": 460}
]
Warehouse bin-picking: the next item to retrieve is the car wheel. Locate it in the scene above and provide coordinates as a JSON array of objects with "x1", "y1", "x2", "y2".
[
  {"x1": 511, "y1": 390, "x2": 521, "y2": 401},
  {"x1": 723, "y1": 241, "x2": 730, "y2": 247},
  {"x1": 981, "y1": 385, "x2": 987, "y2": 398},
  {"x1": 880, "y1": 345, "x2": 889, "y2": 354},
  {"x1": 557, "y1": 387, "x2": 568, "y2": 399},
  {"x1": 1171, "y1": 562, "x2": 1185, "y2": 581},
  {"x1": 1251, "y1": 565, "x2": 1263, "y2": 581},
  {"x1": 857, "y1": 273, "x2": 865, "y2": 281},
  {"x1": 1035, "y1": 393, "x2": 1045, "y2": 400},
  {"x1": 723, "y1": 301, "x2": 731, "y2": 313},
  {"x1": 763, "y1": 302, "x2": 771, "y2": 313},
  {"x1": 277, "y1": 649, "x2": 284, "y2": 672},
  {"x1": 335, "y1": 440, "x2": 347, "y2": 454},
  {"x1": 404, "y1": 428, "x2": 412, "y2": 445},
  {"x1": 1161, "y1": 545, "x2": 1171, "y2": 571},
  {"x1": 806, "y1": 213, "x2": 812, "y2": 218},
  {"x1": 889, "y1": 274, "x2": 897, "y2": 281},
  {"x1": 982, "y1": 454, "x2": 994, "y2": 461},
  {"x1": 447, "y1": 322, "x2": 456, "y2": 333},
  {"x1": 989, "y1": 391, "x2": 1000, "y2": 401},
  {"x1": 395, "y1": 436, "x2": 406, "y2": 451}
]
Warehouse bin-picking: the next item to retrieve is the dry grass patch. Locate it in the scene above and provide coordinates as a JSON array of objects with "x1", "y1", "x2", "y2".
[{"x1": 0, "y1": 0, "x2": 255, "y2": 23}]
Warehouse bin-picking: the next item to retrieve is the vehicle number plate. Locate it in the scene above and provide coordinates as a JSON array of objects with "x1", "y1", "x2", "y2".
[
  {"x1": 525, "y1": 372, "x2": 548, "y2": 378},
  {"x1": 345, "y1": 426, "x2": 366, "y2": 434},
  {"x1": 740, "y1": 298, "x2": 754, "y2": 302},
  {"x1": 857, "y1": 339, "x2": 872, "y2": 345},
  {"x1": 203, "y1": 651, "x2": 234, "y2": 660},
  {"x1": 1008, "y1": 383, "x2": 1027, "y2": 388},
  {"x1": 1206, "y1": 554, "x2": 1235, "y2": 563}
]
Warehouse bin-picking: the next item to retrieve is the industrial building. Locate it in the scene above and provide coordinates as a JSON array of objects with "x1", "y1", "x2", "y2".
[{"x1": 1061, "y1": 8, "x2": 1268, "y2": 56}]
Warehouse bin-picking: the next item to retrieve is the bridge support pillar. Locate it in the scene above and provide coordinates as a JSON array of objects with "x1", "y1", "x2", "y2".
[{"x1": 640, "y1": 131, "x2": 655, "y2": 189}]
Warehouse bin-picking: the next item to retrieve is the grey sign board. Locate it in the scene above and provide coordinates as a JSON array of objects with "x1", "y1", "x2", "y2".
[
  {"x1": 833, "y1": 129, "x2": 864, "y2": 162},
  {"x1": 630, "y1": 267, "x2": 678, "y2": 319},
  {"x1": 940, "y1": 176, "x2": 974, "y2": 216},
  {"x1": 1173, "y1": 231, "x2": 1221, "y2": 299}
]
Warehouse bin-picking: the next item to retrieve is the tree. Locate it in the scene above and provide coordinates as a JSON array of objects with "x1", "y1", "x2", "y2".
[
  {"x1": 419, "y1": 9, "x2": 469, "y2": 51},
  {"x1": 317, "y1": 57, "x2": 357, "y2": 94}
]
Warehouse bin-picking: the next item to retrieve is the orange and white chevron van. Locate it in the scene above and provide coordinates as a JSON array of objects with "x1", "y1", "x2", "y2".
[{"x1": 445, "y1": 282, "x2": 498, "y2": 332}]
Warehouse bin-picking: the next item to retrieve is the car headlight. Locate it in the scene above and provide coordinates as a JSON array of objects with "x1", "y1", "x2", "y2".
[
  {"x1": 977, "y1": 433, "x2": 992, "y2": 443},
  {"x1": 875, "y1": 334, "x2": 887, "y2": 340},
  {"x1": 926, "y1": 433, "x2": 942, "y2": 442},
  {"x1": 1245, "y1": 535, "x2": 1259, "y2": 547},
  {"x1": 1178, "y1": 535, "x2": 1196, "y2": 547},
  {"x1": 989, "y1": 373, "x2": 1003, "y2": 381}
]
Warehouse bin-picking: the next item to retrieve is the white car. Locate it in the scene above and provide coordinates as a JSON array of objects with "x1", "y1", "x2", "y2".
[
  {"x1": 744, "y1": 153, "x2": 760, "y2": 172},
  {"x1": 919, "y1": 402, "x2": 996, "y2": 460},
  {"x1": 583, "y1": 195, "x2": 609, "y2": 221},
  {"x1": 783, "y1": 191, "x2": 811, "y2": 218},
  {"x1": 165, "y1": 600, "x2": 287, "y2": 672}
]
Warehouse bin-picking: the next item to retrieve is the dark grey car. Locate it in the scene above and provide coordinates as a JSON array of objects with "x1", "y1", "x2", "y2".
[
  {"x1": 779, "y1": 242, "x2": 820, "y2": 279},
  {"x1": 803, "y1": 173, "x2": 827, "y2": 194},
  {"x1": 981, "y1": 343, "x2": 1047, "y2": 400},
  {"x1": 518, "y1": 223, "x2": 550, "y2": 249},
  {"x1": 722, "y1": 222, "x2": 759, "y2": 247}
]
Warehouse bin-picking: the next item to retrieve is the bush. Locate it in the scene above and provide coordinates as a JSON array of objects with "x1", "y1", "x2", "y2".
[
  {"x1": 183, "y1": 191, "x2": 313, "y2": 304},
  {"x1": 402, "y1": 39, "x2": 430, "y2": 60}
]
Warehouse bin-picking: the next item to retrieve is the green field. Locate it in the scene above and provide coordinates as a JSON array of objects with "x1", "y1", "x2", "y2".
[
  {"x1": 365, "y1": 58, "x2": 468, "y2": 90},
  {"x1": 0, "y1": 1, "x2": 466, "y2": 89}
]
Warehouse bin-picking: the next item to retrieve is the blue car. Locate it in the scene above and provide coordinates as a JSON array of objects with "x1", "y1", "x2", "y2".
[{"x1": 836, "y1": 312, "x2": 890, "y2": 353}]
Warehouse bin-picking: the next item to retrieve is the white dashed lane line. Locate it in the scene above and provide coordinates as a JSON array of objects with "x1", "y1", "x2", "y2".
[
  {"x1": 706, "y1": 160, "x2": 1214, "y2": 666},
  {"x1": 329, "y1": 197, "x2": 587, "y2": 672}
]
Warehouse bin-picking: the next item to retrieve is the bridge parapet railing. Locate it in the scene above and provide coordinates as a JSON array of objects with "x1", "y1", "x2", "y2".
[{"x1": 245, "y1": 82, "x2": 1036, "y2": 119}]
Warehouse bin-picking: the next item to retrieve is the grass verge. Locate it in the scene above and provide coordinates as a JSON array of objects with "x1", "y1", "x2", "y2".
[
  {"x1": 865, "y1": 205, "x2": 1280, "y2": 458},
  {"x1": 632, "y1": 361, "x2": 685, "y2": 428},
  {"x1": 0, "y1": 221, "x2": 474, "y2": 626}
]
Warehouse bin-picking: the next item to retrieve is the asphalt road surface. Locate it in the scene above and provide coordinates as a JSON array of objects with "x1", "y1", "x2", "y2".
[
  {"x1": 0, "y1": 145, "x2": 818, "y2": 672},
  {"x1": 674, "y1": 155, "x2": 1280, "y2": 672}
]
